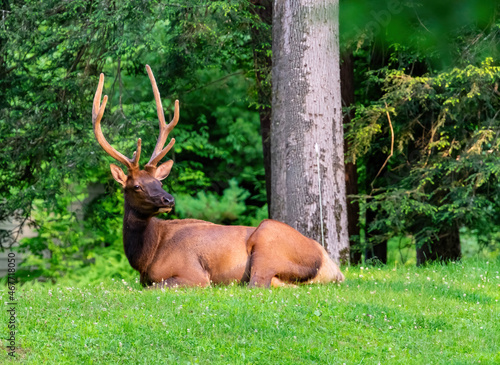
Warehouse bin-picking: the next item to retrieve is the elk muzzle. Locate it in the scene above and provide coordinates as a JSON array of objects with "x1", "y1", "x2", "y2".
[{"x1": 157, "y1": 194, "x2": 175, "y2": 213}]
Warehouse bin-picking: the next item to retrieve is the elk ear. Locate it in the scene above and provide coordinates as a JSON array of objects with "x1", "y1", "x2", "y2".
[
  {"x1": 155, "y1": 160, "x2": 174, "y2": 181},
  {"x1": 110, "y1": 164, "x2": 127, "y2": 187}
]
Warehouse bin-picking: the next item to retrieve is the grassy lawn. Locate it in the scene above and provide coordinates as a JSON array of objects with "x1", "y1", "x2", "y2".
[{"x1": 1, "y1": 260, "x2": 499, "y2": 364}]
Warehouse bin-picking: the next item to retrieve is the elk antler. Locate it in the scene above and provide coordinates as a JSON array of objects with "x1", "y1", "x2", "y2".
[
  {"x1": 92, "y1": 73, "x2": 142, "y2": 170},
  {"x1": 144, "y1": 65, "x2": 179, "y2": 174}
]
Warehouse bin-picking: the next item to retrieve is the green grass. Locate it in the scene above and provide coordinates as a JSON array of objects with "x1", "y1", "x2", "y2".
[{"x1": 1, "y1": 260, "x2": 499, "y2": 364}]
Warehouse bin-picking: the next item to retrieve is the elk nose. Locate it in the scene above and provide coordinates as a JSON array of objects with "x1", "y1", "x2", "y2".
[{"x1": 162, "y1": 195, "x2": 175, "y2": 206}]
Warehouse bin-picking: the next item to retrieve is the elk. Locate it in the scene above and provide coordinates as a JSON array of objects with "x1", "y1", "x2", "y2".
[{"x1": 92, "y1": 65, "x2": 345, "y2": 288}]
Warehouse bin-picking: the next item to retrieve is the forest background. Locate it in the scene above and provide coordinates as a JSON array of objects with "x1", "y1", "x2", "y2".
[{"x1": 1, "y1": 0, "x2": 499, "y2": 284}]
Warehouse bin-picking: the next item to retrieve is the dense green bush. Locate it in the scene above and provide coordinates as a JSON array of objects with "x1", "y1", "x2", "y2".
[{"x1": 349, "y1": 57, "x2": 500, "y2": 253}]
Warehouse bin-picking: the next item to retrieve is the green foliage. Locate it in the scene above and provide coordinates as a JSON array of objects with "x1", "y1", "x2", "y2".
[
  {"x1": 175, "y1": 179, "x2": 249, "y2": 224},
  {"x1": 340, "y1": 1, "x2": 500, "y2": 261},
  {"x1": 0, "y1": 0, "x2": 268, "y2": 281},
  {"x1": 340, "y1": 0, "x2": 499, "y2": 65},
  {"x1": 1, "y1": 260, "x2": 498, "y2": 364},
  {"x1": 175, "y1": 179, "x2": 268, "y2": 226},
  {"x1": 349, "y1": 55, "x2": 500, "y2": 250},
  {"x1": 15, "y1": 182, "x2": 126, "y2": 283},
  {"x1": 61, "y1": 247, "x2": 137, "y2": 287}
]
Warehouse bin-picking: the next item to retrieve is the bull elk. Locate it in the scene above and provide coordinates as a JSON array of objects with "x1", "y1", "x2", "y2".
[{"x1": 92, "y1": 65, "x2": 345, "y2": 288}]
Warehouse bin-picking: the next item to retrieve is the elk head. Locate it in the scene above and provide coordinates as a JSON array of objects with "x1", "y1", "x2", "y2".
[{"x1": 92, "y1": 65, "x2": 179, "y2": 216}]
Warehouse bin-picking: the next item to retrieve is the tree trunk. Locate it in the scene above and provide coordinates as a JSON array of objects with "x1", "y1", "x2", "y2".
[
  {"x1": 416, "y1": 222, "x2": 461, "y2": 265},
  {"x1": 364, "y1": 147, "x2": 389, "y2": 264},
  {"x1": 271, "y1": 0, "x2": 349, "y2": 264},
  {"x1": 341, "y1": 51, "x2": 361, "y2": 265},
  {"x1": 364, "y1": 205, "x2": 388, "y2": 264},
  {"x1": 250, "y1": 0, "x2": 273, "y2": 215}
]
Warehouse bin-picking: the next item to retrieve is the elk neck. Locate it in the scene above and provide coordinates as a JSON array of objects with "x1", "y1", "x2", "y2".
[{"x1": 122, "y1": 200, "x2": 159, "y2": 272}]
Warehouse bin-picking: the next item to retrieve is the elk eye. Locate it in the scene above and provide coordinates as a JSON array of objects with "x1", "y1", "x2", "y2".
[{"x1": 134, "y1": 185, "x2": 141, "y2": 190}]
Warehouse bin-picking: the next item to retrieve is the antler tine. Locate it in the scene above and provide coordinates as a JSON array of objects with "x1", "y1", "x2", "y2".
[
  {"x1": 92, "y1": 73, "x2": 141, "y2": 170},
  {"x1": 145, "y1": 65, "x2": 179, "y2": 170}
]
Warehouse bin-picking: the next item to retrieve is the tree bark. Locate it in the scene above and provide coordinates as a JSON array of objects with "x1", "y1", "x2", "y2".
[
  {"x1": 271, "y1": 0, "x2": 349, "y2": 264},
  {"x1": 340, "y1": 51, "x2": 361, "y2": 265}
]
